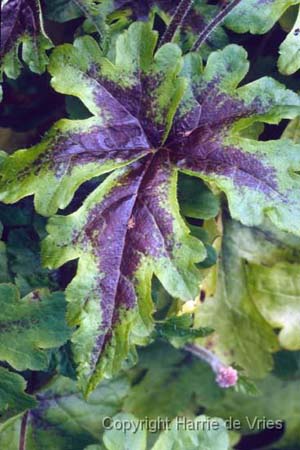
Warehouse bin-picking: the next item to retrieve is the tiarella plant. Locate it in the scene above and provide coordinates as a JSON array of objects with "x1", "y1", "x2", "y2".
[{"x1": 1, "y1": 1, "x2": 300, "y2": 449}]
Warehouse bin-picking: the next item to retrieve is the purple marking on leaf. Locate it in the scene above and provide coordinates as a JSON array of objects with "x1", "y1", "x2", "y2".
[
  {"x1": 171, "y1": 126, "x2": 278, "y2": 194},
  {"x1": 1, "y1": 0, "x2": 40, "y2": 56},
  {"x1": 18, "y1": 120, "x2": 151, "y2": 180},
  {"x1": 196, "y1": 85, "x2": 263, "y2": 128},
  {"x1": 97, "y1": 73, "x2": 176, "y2": 148},
  {"x1": 72, "y1": 153, "x2": 181, "y2": 369}
]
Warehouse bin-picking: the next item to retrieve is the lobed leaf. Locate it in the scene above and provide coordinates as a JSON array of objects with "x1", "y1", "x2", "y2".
[
  {"x1": 171, "y1": 45, "x2": 300, "y2": 234},
  {"x1": 43, "y1": 154, "x2": 205, "y2": 394}
]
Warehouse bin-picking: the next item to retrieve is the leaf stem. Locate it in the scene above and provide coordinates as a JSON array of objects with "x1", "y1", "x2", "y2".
[
  {"x1": 19, "y1": 412, "x2": 29, "y2": 450},
  {"x1": 184, "y1": 343, "x2": 238, "y2": 388},
  {"x1": 158, "y1": 0, "x2": 194, "y2": 48},
  {"x1": 191, "y1": 0, "x2": 243, "y2": 52}
]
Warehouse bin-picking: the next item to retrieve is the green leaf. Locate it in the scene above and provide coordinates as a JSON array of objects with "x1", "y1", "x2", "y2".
[
  {"x1": 225, "y1": 0, "x2": 300, "y2": 34},
  {"x1": 0, "y1": 284, "x2": 71, "y2": 371},
  {"x1": 103, "y1": 413, "x2": 147, "y2": 450},
  {"x1": 279, "y1": 6, "x2": 300, "y2": 75},
  {"x1": 0, "y1": 237, "x2": 10, "y2": 283},
  {"x1": 0, "y1": 374, "x2": 130, "y2": 450},
  {"x1": 178, "y1": 173, "x2": 220, "y2": 220},
  {"x1": 248, "y1": 262, "x2": 300, "y2": 350},
  {"x1": 206, "y1": 374, "x2": 300, "y2": 448},
  {"x1": 151, "y1": 415, "x2": 230, "y2": 450},
  {"x1": 124, "y1": 342, "x2": 224, "y2": 419},
  {"x1": 282, "y1": 117, "x2": 300, "y2": 142},
  {"x1": 196, "y1": 219, "x2": 279, "y2": 378},
  {"x1": 155, "y1": 314, "x2": 213, "y2": 347},
  {"x1": 0, "y1": 367, "x2": 37, "y2": 423}
]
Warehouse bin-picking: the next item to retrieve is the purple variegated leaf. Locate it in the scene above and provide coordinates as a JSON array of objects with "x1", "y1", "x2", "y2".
[
  {"x1": 0, "y1": 24, "x2": 187, "y2": 215},
  {"x1": 43, "y1": 153, "x2": 205, "y2": 394},
  {"x1": 169, "y1": 45, "x2": 300, "y2": 234},
  {"x1": 2, "y1": 21, "x2": 300, "y2": 394}
]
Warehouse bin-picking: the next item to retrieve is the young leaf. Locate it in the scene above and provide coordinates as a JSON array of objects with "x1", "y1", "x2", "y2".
[
  {"x1": 0, "y1": 284, "x2": 71, "y2": 371},
  {"x1": 0, "y1": 0, "x2": 53, "y2": 80},
  {"x1": 43, "y1": 154, "x2": 205, "y2": 394},
  {"x1": 0, "y1": 367, "x2": 37, "y2": 423}
]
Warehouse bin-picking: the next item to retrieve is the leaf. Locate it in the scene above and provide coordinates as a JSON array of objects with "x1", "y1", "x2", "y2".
[
  {"x1": 206, "y1": 374, "x2": 300, "y2": 448},
  {"x1": 0, "y1": 367, "x2": 37, "y2": 423},
  {"x1": 0, "y1": 374, "x2": 130, "y2": 450},
  {"x1": 282, "y1": 116, "x2": 300, "y2": 142},
  {"x1": 225, "y1": 0, "x2": 300, "y2": 35},
  {"x1": 172, "y1": 45, "x2": 300, "y2": 234},
  {"x1": 0, "y1": 0, "x2": 53, "y2": 79},
  {"x1": 103, "y1": 413, "x2": 147, "y2": 450},
  {"x1": 0, "y1": 24, "x2": 180, "y2": 216},
  {"x1": 2, "y1": 23, "x2": 300, "y2": 394},
  {"x1": 279, "y1": 6, "x2": 300, "y2": 75},
  {"x1": 124, "y1": 342, "x2": 224, "y2": 419},
  {"x1": 101, "y1": 412, "x2": 231, "y2": 450},
  {"x1": 155, "y1": 314, "x2": 213, "y2": 347},
  {"x1": 151, "y1": 415, "x2": 230, "y2": 450},
  {"x1": 0, "y1": 284, "x2": 71, "y2": 371},
  {"x1": 178, "y1": 173, "x2": 220, "y2": 220},
  {"x1": 43, "y1": 154, "x2": 205, "y2": 394},
  {"x1": 196, "y1": 218, "x2": 279, "y2": 379},
  {"x1": 248, "y1": 262, "x2": 300, "y2": 350}
]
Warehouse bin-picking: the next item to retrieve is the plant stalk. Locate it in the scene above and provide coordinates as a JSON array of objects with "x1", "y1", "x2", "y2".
[
  {"x1": 191, "y1": 0, "x2": 243, "y2": 52},
  {"x1": 158, "y1": 0, "x2": 194, "y2": 47},
  {"x1": 19, "y1": 412, "x2": 29, "y2": 450},
  {"x1": 184, "y1": 343, "x2": 238, "y2": 388}
]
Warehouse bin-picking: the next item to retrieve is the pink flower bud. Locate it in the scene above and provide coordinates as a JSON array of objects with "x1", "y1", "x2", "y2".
[{"x1": 216, "y1": 366, "x2": 238, "y2": 388}]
